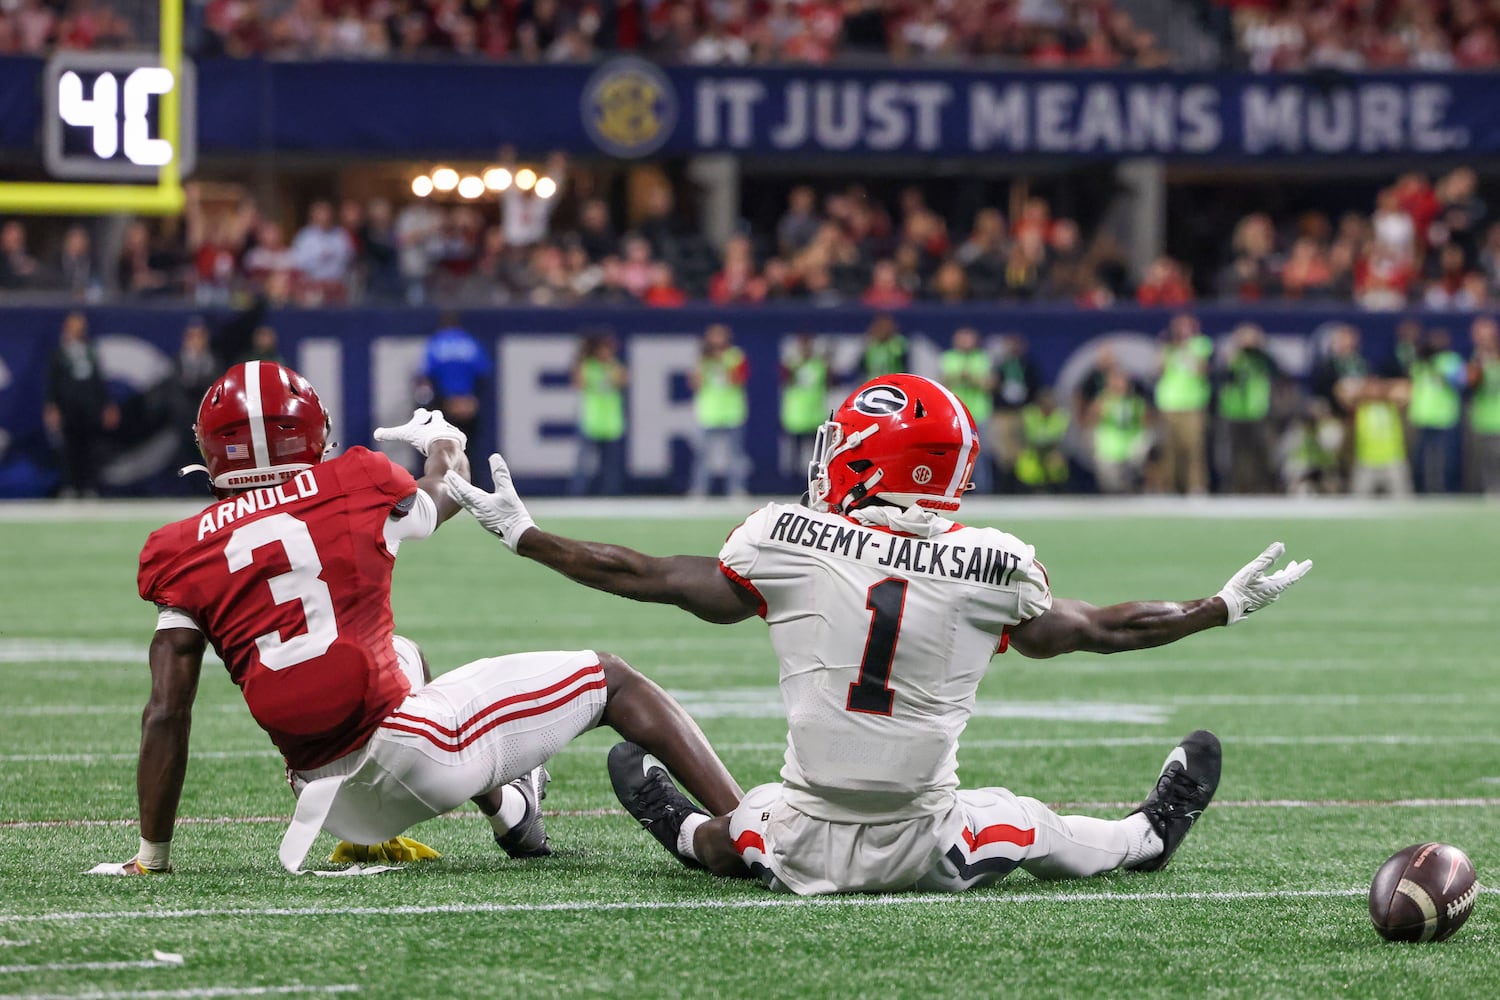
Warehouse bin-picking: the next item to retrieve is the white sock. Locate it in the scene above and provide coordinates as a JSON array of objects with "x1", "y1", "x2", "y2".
[
  {"x1": 676, "y1": 812, "x2": 708, "y2": 861},
  {"x1": 1121, "y1": 813, "x2": 1165, "y2": 867},
  {"x1": 487, "y1": 784, "x2": 529, "y2": 837}
]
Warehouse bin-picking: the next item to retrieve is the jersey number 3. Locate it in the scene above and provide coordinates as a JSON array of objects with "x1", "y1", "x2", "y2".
[
  {"x1": 224, "y1": 513, "x2": 339, "y2": 671},
  {"x1": 846, "y1": 578, "x2": 908, "y2": 716}
]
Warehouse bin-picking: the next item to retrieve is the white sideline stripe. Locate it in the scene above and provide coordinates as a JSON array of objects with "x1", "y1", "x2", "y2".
[
  {"x1": 2, "y1": 887, "x2": 1443, "y2": 926},
  {"x1": 0, "y1": 959, "x2": 176, "y2": 974},
  {"x1": 7, "y1": 731, "x2": 1500, "y2": 765},
  {"x1": 0, "y1": 988, "x2": 358, "y2": 1000},
  {"x1": 10, "y1": 797, "x2": 1500, "y2": 832}
]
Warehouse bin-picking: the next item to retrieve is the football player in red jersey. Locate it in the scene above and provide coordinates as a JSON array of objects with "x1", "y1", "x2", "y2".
[
  {"x1": 446, "y1": 374, "x2": 1312, "y2": 895},
  {"x1": 94, "y1": 360, "x2": 742, "y2": 875}
]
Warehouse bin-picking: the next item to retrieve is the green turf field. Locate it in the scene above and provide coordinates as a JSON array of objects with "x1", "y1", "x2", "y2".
[{"x1": 1, "y1": 501, "x2": 1497, "y2": 999}]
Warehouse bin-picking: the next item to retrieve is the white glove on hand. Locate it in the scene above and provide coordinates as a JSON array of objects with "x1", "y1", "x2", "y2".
[
  {"x1": 1216, "y1": 541, "x2": 1313, "y2": 625},
  {"x1": 373, "y1": 408, "x2": 467, "y2": 457},
  {"x1": 443, "y1": 453, "x2": 537, "y2": 553}
]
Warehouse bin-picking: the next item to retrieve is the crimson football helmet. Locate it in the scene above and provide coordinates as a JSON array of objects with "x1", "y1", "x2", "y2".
[
  {"x1": 185, "y1": 360, "x2": 332, "y2": 493},
  {"x1": 808, "y1": 373, "x2": 979, "y2": 514}
]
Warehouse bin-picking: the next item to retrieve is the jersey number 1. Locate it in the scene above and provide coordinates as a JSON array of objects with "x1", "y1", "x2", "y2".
[
  {"x1": 846, "y1": 578, "x2": 908, "y2": 716},
  {"x1": 224, "y1": 513, "x2": 339, "y2": 671}
]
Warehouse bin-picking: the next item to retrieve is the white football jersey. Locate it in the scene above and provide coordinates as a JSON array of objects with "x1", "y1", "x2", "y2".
[{"x1": 719, "y1": 502, "x2": 1051, "y2": 825}]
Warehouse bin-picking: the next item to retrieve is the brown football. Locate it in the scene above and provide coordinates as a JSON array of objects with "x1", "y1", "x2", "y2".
[{"x1": 1369, "y1": 843, "x2": 1479, "y2": 942}]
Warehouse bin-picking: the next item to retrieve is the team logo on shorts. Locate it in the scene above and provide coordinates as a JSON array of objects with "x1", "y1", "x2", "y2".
[
  {"x1": 581, "y1": 57, "x2": 677, "y2": 158},
  {"x1": 911, "y1": 465, "x2": 933, "y2": 485},
  {"x1": 851, "y1": 385, "x2": 908, "y2": 416}
]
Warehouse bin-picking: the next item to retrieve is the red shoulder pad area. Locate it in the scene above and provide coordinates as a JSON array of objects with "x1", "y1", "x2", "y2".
[
  {"x1": 137, "y1": 521, "x2": 189, "y2": 605},
  {"x1": 335, "y1": 446, "x2": 419, "y2": 500}
]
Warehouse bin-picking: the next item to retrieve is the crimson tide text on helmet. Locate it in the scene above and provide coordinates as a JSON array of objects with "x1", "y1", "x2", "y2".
[
  {"x1": 186, "y1": 361, "x2": 332, "y2": 492},
  {"x1": 808, "y1": 373, "x2": 979, "y2": 515}
]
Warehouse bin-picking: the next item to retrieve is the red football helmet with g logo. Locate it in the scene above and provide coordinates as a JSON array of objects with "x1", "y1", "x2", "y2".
[
  {"x1": 808, "y1": 373, "x2": 979, "y2": 514},
  {"x1": 187, "y1": 360, "x2": 331, "y2": 493}
]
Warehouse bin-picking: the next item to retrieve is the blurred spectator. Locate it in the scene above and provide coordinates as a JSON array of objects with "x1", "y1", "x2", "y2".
[
  {"x1": 688, "y1": 323, "x2": 749, "y2": 497},
  {"x1": 1407, "y1": 328, "x2": 1466, "y2": 493},
  {"x1": 857, "y1": 314, "x2": 909, "y2": 381},
  {"x1": 939, "y1": 327, "x2": 995, "y2": 492},
  {"x1": 778, "y1": 186, "x2": 821, "y2": 257},
  {"x1": 1216, "y1": 323, "x2": 1279, "y2": 494},
  {"x1": 360, "y1": 198, "x2": 401, "y2": 302},
  {"x1": 174, "y1": 317, "x2": 219, "y2": 469},
  {"x1": 1279, "y1": 237, "x2": 1333, "y2": 300},
  {"x1": 1339, "y1": 377, "x2": 1412, "y2": 498},
  {"x1": 243, "y1": 221, "x2": 294, "y2": 290},
  {"x1": 245, "y1": 326, "x2": 283, "y2": 364},
  {"x1": 116, "y1": 221, "x2": 176, "y2": 298},
  {"x1": 1136, "y1": 257, "x2": 1193, "y2": 307},
  {"x1": 710, "y1": 236, "x2": 767, "y2": 304},
  {"x1": 395, "y1": 196, "x2": 442, "y2": 305},
  {"x1": 1311, "y1": 324, "x2": 1368, "y2": 419},
  {"x1": 862, "y1": 259, "x2": 912, "y2": 309},
  {"x1": 990, "y1": 334, "x2": 1043, "y2": 492},
  {"x1": 779, "y1": 332, "x2": 830, "y2": 477},
  {"x1": 577, "y1": 198, "x2": 617, "y2": 261},
  {"x1": 0, "y1": 220, "x2": 39, "y2": 289},
  {"x1": 642, "y1": 262, "x2": 687, "y2": 307},
  {"x1": 1279, "y1": 400, "x2": 1343, "y2": 496},
  {"x1": 290, "y1": 200, "x2": 355, "y2": 303},
  {"x1": 1469, "y1": 317, "x2": 1500, "y2": 495},
  {"x1": 55, "y1": 225, "x2": 99, "y2": 301},
  {"x1": 1088, "y1": 367, "x2": 1149, "y2": 494},
  {"x1": 1154, "y1": 314, "x2": 1213, "y2": 495},
  {"x1": 1016, "y1": 388, "x2": 1070, "y2": 493},
  {"x1": 1217, "y1": 213, "x2": 1280, "y2": 301},
  {"x1": 43, "y1": 312, "x2": 118, "y2": 498},
  {"x1": 420, "y1": 311, "x2": 489, "y2": 468},
  {"x1": 569, "y1": 331, "x2": 627, "y2": 496}
]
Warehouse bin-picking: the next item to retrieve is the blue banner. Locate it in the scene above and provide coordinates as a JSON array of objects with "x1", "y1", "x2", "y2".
[
  {"x1": 1, "y1": 57, "x2": 1497, "y2": 159},
  {"x1": 0, "y1": 304, "x2": 1454, "y2": 499}
]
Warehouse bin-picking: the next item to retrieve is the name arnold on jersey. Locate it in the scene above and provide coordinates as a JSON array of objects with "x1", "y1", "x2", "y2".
[
  {"x1": 766, "y1": 509, "x2": 1024, "y2": 586},
  {"x1": 196, "y1": 471, "x2": 320, "y2": 540}
]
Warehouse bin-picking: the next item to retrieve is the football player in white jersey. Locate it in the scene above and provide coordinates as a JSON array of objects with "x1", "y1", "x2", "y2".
[{"x1": 445, "y1": 373, "x2": 1312, "y2": 895}]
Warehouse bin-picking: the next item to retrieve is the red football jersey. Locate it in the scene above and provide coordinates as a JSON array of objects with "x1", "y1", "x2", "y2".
[{"x1": 138, "y1": 446, "x2": 420, "y2": 771}]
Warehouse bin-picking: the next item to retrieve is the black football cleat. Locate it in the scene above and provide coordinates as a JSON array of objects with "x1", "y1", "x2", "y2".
[
  {"x1": 607, "y1": 742, "x2": 707, "y2": 870},
  {"x1": 495, "y1": 766, "x2": 552, "y2": 859},
  {"x1": 1126, "y1": 729, "x2": 1221, "y2": 872}
]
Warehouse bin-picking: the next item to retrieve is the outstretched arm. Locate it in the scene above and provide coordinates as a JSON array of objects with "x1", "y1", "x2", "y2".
[
  {"x1": 515, "y1": 530, "x2": 760, "y2": 624},
  {"x1": 443, "y1": 454, "x2": 761, "y2": 624},
  {"x1": 1009, "y1": 542, "x2": 1311, "y2": 659}
]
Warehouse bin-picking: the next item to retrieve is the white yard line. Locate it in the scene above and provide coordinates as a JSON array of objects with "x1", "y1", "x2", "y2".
[
  {"x1": 8, "y1": 797, "x2": 1499, "y2": 832},
  {"x1": 0, "y1": 988, "x2": 358, "y2": 1000},
  {"x1": 6, "y1": 886, "x2": 1471, "y2": 928},
  {"x1": 0, "y1": 959, "x2": 176, "y2": 975}
]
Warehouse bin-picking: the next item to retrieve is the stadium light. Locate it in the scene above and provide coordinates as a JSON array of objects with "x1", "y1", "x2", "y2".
[
  {"x1": 483, "y1": 167, "x2": 513, "y2": 191},
  {"x1": 535, "y1": 176, "x2": 557, "y2": 199},
  {"x1": 431, "y1": 167, "x2": 459, "y2": 192},
  {"x1": 457, "y1": 175, "x2": 485, "y2": 199},
  {"x1": 411, "y1": 175, "x2": 434, "y2": 198},
  {"x1": 515, "y1": 167, "x2": 537, "y2": 192}
]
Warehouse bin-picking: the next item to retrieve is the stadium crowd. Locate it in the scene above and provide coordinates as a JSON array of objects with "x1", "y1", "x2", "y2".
[{"x1": 5, "y1": 167, "x2": 1499, "y2": 312}]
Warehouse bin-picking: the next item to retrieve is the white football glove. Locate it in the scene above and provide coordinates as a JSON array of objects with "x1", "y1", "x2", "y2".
[
  {"x1": 373, "y1": 408, "x2": 466, "y2": 457},
  {"x1": 443, "y1": 453, "x2": 537, "y2": 553},
  {"x1": 1216, "y1": 541, "x2": 1312, "y2": 625}
]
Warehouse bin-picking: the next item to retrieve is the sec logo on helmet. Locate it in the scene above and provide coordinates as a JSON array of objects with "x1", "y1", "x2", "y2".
[
  {"x1": 581, "y1": 58, "x2": 677, "y2": 158},
  {"x1": 851, "y1": 385, "x2": 909, "y2": 416}
]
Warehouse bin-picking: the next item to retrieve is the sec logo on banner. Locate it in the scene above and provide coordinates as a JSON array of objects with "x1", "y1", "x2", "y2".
[{"x1": 581, "y1": 58, "x2": 677, "y2": 158}]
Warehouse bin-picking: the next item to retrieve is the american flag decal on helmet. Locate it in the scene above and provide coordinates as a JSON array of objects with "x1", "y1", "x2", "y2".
[{"x1": 225, "y1": 444, "x2": 250, "y2": 460}]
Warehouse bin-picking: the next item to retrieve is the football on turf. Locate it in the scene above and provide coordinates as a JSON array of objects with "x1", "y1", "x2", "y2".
[{"x1": 1369, "y1": 843, "x2": 1478, "y2": 942}]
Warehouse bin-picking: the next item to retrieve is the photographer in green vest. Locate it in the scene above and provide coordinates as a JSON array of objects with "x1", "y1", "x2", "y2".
[
  {"x1": 939, "y1": 327, "x2": 996, "y2": 492},
  {"x1": 1468, "y1": 317, "x2": 1500, "y2": 496},
  {"x1": 780, "y1": 333, "x2": 830, "y2": 477},
  {"x1": 689, "y1": 323, "x2": 750, "y2": 497},
  {"x1": 1088, "y1": 367, "x2": 1150, "y2": 494},
  {"x1": 1338, "y1": 377, "x2": 1412, "y2": 497},
  {"x1": 1154, "y1": 313, "x2": 1213, "y2": 495},
  {"x1": 1016, "y1": 388, "x2": 1071, "y2": 493},
  {"x1": 569, "y1": 331, "x2": 628, "y2": 496},
  {"x1": 858, "y1": 314, "x2": 909, "y2": 381},
  {"x1": 991, "y1": 334, "x2": 1043, "y2": 492},
  {"x1": 1217, "y1": 323, "x2": 1279, "y2": 494},
  {"x1": 1407, "y1": 328, "x2": 1465, "y2": 493}
]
